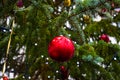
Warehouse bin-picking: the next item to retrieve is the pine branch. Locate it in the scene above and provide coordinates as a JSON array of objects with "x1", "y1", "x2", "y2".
[
  {"x1": 97, "y1": 52, "x2": 118, "y2": 80},
  {"x1": 68, "y1": 0, "x2": 109, "y2": 18},
  {"x1": 105, "y1": 52, "x2": 118, "y2": 69}
]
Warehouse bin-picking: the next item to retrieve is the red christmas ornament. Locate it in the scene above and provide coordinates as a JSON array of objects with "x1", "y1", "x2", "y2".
[
  {"x1": 3, "y1": 76, "x2": 9, "y2": 80},
  {"x1": 60, "y1": 66, "x2": 69, "y2": 79},
  {"x1": 48, "y1": 36, "x2": 75, "y2": 62},
  {"x1": 16, "y1": 0, "x2": 23, "y2": 8},
  {"x1": 99, "y1": 34, "x2": 110, "y2": 43}
]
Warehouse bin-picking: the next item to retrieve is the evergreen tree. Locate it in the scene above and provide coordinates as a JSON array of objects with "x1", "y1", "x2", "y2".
[{"x1": 0, "y1": 0, "x2": 120, "y2": 80}]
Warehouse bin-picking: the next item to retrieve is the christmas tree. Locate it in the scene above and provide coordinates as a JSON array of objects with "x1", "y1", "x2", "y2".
[{"x1": 0, "y1": 0, "x2": 120, "y2": 80}]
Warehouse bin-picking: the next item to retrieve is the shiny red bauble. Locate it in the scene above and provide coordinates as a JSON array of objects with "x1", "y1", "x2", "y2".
[
  {"x1": 3, "y1": 76, "x2": 9, "y2": 80},
  {"x1": 99, "y1": 34, "x2": 110, "y2": 43},
  {"x1": 17, "y1": 0, "x2": 23, "y2": 8},
  {"x1": 48, "y1": 36, "x2": 75, "y2": 62}
]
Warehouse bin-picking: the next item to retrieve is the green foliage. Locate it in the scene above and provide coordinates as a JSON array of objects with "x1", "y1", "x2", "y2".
[{"x1": 0, "y1": 0, "x2": 120, "y2": 80}]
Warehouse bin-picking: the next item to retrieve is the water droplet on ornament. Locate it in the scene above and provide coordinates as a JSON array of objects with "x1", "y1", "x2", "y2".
[{"x1": 48, "y1": 76, "x2": 51, "y2": 78}]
